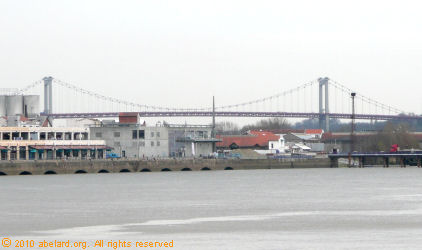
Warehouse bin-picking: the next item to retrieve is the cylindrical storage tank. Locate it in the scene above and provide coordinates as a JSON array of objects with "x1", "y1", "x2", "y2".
[
  {"x1": 23, "y1": 95, "x2": 40, "y2": 117},
  {"x1": 0, "y1": 95, "x2": 6, "y2": 117},
  {"x1": 6, "y1": 95, "x2": 24, "y2": 116}
]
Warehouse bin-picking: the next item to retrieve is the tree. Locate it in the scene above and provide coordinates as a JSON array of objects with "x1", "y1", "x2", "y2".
[
  {"x1": 215, "y1": 121, "x2": 241, "y2": 135},
  {"x1": 358, "y1": 122, "x2": 418, "y2": 152},
  {"x1": 241, "y1": 118, "x2": 291, "y2": 132}
]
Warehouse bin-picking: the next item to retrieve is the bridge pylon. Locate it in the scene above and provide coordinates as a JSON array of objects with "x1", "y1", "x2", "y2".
[
  {"x1": 318, "y1": 77, "x2": 329, "y2": 132},
  {"x1": 43, "y1": 76, "x2": 53, "y2": 114}
]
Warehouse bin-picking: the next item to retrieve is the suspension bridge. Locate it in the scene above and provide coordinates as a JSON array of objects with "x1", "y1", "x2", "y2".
[{"x1": 9, "y1": 76, "x2": 422, "y2": 131}]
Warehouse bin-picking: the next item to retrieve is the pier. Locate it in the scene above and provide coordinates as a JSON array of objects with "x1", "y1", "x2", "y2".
[{"x1": 329, "y1": 152, "x2": 422, "y2": 168}]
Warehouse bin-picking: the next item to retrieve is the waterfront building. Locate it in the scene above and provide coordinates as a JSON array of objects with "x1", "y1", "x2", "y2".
[
  {"x1": 167, "y1": 124, "x2": 220, "y2": 158},
  {"x1": 0, "y1": 127, "x2": 108, "y2": 160},
  {"x1": 90, "y1": 113, "x2": 219, "y2": 158}
]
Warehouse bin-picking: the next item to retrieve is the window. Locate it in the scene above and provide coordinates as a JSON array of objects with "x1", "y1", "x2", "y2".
[
  {"x1": 139, "y1": 130, "x2": 145, "y2": 139},
  {"x1": 30, "y1": 132, "x2": 38, "y2": 140},
  {"x1": 151, "y1": 132, "x2": 154, "y2": 137},
  {"x1": 132, "y1": 130, "x2": 138, "y2": 139},
  {"x1": 157, "y1": 132, "x2": 160, "y2": 137},
  {"x1": 114, "y1": 132, "x2": 120, "y2": 137},
  {"x1": 65, "y1": 132, "x2": 72, "y2": 140},
  {"x1": 12, "y1": 132, "x2": 19, "y2": 140},
  {"x1": 81, "y1": 132, "x2": 89, "y2": 140},
  {"x1": 151, "y1": 141, "x2": 154, "y2": 146},
  {"x1": 140, "y1": 141, "x2": 145, "y2": 147},
  {"x1": 21, "y1": 132, "x2": 29, "y2": 140},
  {"x1": 114, "y1": 141, "x2": 121, "y2": 147},
  {"x1": 73, "y1": 133, "x2": 81, "y2": 140},
  {"x1": 157, "y1": 141, "x2": 160, "y2": 146},
  {"x1": 2, "y1": 132, "x2": 10, "y2": 140},
  {"x1": 95, "y1": 132, "x2": 102, "y2": 138}
]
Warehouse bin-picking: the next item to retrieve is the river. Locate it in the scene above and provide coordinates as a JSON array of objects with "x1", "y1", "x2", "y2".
[{"x1": 1, "y1": 168, "x2": 422, "y2": 249}]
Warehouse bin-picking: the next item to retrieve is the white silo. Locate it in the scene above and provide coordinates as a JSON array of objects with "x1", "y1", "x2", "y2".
[
  {"x1": 23, "y1": 95, "x2": 40, "y2": 117},
  {"x1": 6, "y1": 95, "x2": 24, "y2": 116},
  {"x1": 0, "y1": 95, "x2": 6, "y2": 117}
]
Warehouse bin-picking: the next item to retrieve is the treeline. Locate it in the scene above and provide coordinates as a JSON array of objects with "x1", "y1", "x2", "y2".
[
  {"x1": 215, "y1": 116, "x2": 422, "y2": 135},
  {"x1": 215, "y1": 118, "x2": 291, "y2": 135},
  {"x1": 354, "y1": 122, "x2": 418, "y2": 152}
]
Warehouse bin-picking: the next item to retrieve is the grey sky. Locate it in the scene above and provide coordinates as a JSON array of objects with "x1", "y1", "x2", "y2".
[{"x1": 1, "y1": 0, "x2": 421, "y2": 115}]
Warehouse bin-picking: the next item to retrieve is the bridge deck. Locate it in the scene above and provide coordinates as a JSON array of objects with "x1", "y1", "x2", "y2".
[{"x1": 41, "y1": 112, "x2": 422, "y2": 120}]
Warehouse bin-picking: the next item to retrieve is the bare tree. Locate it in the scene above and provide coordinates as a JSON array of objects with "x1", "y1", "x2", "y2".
[
  {"x1": 241, "y1": 118, "x2": 291, "y2": 132},
  {"x1": 215, "y1": 121, "x2": 241, "y2": 135},
  {"x1": 358, "y1": 122, "x2": 418, "y2": 152}
]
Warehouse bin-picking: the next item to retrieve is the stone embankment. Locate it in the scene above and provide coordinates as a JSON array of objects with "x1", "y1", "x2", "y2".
[{"x1": 0, "y1": 158, "x2": 333, "y2": 176}]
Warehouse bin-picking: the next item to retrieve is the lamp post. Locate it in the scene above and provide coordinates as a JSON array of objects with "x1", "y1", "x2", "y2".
[
  {"x1": 212, "y1": 96, "x2": 216, "y2": 153},
  {"x1": 349, "y1": 92, "x2": 356, "y2": 167}
]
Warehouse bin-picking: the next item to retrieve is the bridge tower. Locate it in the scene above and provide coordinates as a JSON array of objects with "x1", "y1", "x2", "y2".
[
  {"x1": 43, "y1": 76, "x2": 53, "y2": 114},
  {"x1": 318, "y1": 77, "x2": 329, "y2": 132}
]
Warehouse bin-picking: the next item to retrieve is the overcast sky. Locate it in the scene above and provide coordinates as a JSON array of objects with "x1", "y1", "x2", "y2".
[{"x1": 1, "y1": 0, "x2": 421, "y2": 116}]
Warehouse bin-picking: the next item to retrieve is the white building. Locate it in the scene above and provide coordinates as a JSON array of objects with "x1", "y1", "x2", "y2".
[
  {"x1": 89, "y1": 113, "x2": 219, "y2": 159},
  {"x1": 0, "y1": 127, "x2": 108, "y2": 160}
]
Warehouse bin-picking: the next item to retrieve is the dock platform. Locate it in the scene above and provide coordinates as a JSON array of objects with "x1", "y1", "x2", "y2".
[{"x1": 328, "y1": 152, "x2": 422, "y2": 168}]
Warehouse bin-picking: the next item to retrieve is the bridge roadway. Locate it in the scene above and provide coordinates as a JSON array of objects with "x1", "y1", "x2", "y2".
[
  {"x1": 0, "y1": 158, "x2": 331, "y2": 176},
  {"x1": 41, "y1": 112, "x2": 422, "y2": 120}
]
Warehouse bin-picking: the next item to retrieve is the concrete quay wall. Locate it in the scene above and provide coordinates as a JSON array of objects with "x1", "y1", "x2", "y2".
[{"x1": 0, "y1": 158, "x2": 333, "y2": 176}]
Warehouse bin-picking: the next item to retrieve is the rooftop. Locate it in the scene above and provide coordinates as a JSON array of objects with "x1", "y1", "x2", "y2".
[{"x1": 217, "y1": 130, "x2": 280, "y2": 148}]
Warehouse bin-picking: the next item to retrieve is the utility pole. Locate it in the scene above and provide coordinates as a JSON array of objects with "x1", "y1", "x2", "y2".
[
  {"x1": 212, "y1": 96, "x2": 216, "y2": 153},
  {"x1": 349, "y1": 92, "x2": 356, "y2": 167}
]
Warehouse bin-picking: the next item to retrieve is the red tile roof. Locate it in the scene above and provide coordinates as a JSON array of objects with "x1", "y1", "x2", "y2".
[
  {"x1": 19, "y1": 115, "x2": 29, "y2": 122},
  {"x1": 266, "y1": 129, "x2": 305, "y2": 134},
  {"x1": 305, "y1": 129, "x2": 323, "y2": 134},
  {"x1": 217, "y1": 131, "x2": 280, "y2": 148}
]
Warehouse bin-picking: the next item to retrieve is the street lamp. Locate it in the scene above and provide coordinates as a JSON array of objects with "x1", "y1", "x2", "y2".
[{"x1": 351, "y1": 92, "x2": 356, "y2": 140}]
